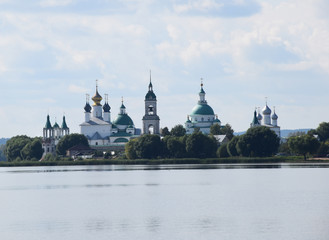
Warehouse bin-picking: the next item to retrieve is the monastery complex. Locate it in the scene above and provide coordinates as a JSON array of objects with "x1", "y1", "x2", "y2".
[{"x1": 41, "y1": 76, "x2": 280, "y2": 155}]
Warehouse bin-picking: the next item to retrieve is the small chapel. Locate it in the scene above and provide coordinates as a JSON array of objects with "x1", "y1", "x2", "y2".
[
  {"x1": 42, "y1": 115, "x2": 70, "y2": 156},
  {"x1": 250, "y1": 101, "x2": 281, "y2": 137}
]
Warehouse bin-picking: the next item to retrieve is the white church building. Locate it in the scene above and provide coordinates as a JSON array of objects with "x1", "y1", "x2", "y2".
[
  {"x1": 250, "y1": 102, "x2": 280, "y2": 137},
  {"x1": 185, "y1": 82, "x2": 221, "y2": 134},
  {"x1": 80, "y1": 82, "x2": 142, "y2": 147}
]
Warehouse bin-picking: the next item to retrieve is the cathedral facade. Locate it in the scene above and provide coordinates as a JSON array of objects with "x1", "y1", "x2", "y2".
[{"x1": 185, "y1": 82, "x2": 221, "y2": 134}]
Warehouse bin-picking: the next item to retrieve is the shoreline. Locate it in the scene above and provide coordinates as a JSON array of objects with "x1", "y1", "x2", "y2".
[{"x1": 1, "y1": 156, "x2": 329, "y2": 167}]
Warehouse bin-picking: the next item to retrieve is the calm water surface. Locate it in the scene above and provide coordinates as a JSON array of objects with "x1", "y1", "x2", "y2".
[{"x1": 0, "y1": 164, "x2": 329, "y2": 240}]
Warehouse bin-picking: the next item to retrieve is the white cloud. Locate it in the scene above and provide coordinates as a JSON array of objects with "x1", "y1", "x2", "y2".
[
  {"x1": 1, "y1": 0, "x2": 329, "y2": 137},
  {"x1": 174, "y1": 0, "x2": 223, "y2": 14},
  {"x1": 39, "y1": 0, "x2": 74, "y2": 7},
  {"x1": 68, "y1": 84, "x2": 88, "y2": 93}
]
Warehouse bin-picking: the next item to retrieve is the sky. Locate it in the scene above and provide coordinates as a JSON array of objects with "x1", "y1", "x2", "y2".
[{"x1": 1, "y1": 0, "x2": 329, "y2": 138}]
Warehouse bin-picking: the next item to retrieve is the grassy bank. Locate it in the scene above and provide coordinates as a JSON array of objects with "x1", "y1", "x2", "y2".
[{"x1": 1, "y1": 155, "x2": 326, "y2": 167}]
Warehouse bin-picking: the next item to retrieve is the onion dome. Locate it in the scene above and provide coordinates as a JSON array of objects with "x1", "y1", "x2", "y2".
[
  {"x1": 257, "y1": 112, "x2": 263, "y2": 121},
  {"x1": 92, "y1": 81, "x2": 102, "y2": 106},
  {"x1": 103, "y1": 102, "x2": 111, "y2": 112},
  {"x1": 262, "y1": 104, "x2": 271, "y2": 115},
  {"x1": 45, "y1": 115, "x2": 52, "y2": 129},
  {"x1": 61, "y1": 116, "x2": 69, "y2": 129},
  {"x1": 272, "y1": 111, "x2": 278, "y2": 120},
  {"x1": 191, "y1": 104, "x2": 214, "y2": 115},
  {"x1": 103, "y1": 94, "x2": 111, "y2": 112},
  {"x1": 84, "y1": 103, "x2": 91, "y2": 113},
  {"x1": 252, "y1": 110, "x2": 260, "y2": 125}
]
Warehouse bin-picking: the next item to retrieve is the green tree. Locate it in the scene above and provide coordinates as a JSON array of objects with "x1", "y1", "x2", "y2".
[
  {"x1": 166, "y1": 136, "x2": 186, "y2": 158},
  {"x1": 316, "y1": 122, "x2": 329, "y2": 142},
  {"x1": 316, "y1": 141, "x2": 329, "y2": 157},
  {"x1": 56, "y1": 134, "x2": 89, "y2": 156},
  {"x1": 288, "y1": 135, "x2": 320, "y2": 160},
  {"x1": 43, "y1": 153, "x2": 57, "y2": 161},
  {"x1": 20, "y1": 138, "x2": 43, "y2": 160},
  {"x1": 210, "y1": 124, "x2": 221, "y2": 135},
  {"x1": 161, "y1": 127, "x2": 171, "y2": 137},
  {"x1": 5, "y1": 135, "x2": 32, "y2": 161},
  {"x1": 125, "y1": 138, "x2": 138, "y2": 159},
  {"x1": 186, "y1": 132, "x2": 217, "y2": 158},
  {"x1": 217, "y1": 144, "x2": 229, "y2": 158},
  {"x1": 135, "y1": 134, "x2": 164, "y2": 159},
  {"x1": 237, "y1": 126, "x2": 280, "y2": 157},
  {"x1": 0, "y1": 144, "x2": 6, "y2": 161},
  {"x1": 226, "y1": 136, "x2": 240, "y2": 157},
  {"x1": 278, "y1": 142, "x2": 291, "y2": 155},
  {"x1": 170, "y1": 124, "x2": 186, "y2": 137}
]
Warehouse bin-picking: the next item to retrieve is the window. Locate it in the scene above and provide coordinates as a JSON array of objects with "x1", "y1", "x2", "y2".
[
  {"x1": 148, "y1": 105, "x2": 154, "y2": 115},
  {"x1": 96, "y1": 142, "x2": 98, "y2": 145},
  {"x1": 148, "y1": 125, "x2": 154, "y2": 134}
]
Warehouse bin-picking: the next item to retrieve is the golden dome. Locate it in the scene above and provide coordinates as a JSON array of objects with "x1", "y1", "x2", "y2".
[{"x1": 92, "y1": 80, "x2": 102, "y2": 106}]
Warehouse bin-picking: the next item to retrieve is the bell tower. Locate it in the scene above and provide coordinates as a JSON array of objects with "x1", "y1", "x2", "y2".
[{"x1": 142, "y1": 71, "x2": 160, "y2": 134}]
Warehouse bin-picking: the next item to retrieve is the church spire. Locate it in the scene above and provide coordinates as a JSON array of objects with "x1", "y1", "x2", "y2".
[
  {"x1": 145, "y1": 71, "x2": 156, "y2": 100},
  {"x1": 149, "y1": 69, "x2": 153, "y2": 91}
]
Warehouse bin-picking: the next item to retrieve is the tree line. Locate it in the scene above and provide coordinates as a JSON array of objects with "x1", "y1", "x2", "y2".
[
  {"x1": 2, "y1": 122, "x2": 329, "y2": 161},
  {"x1": 3, "y1": 134, "x2": 89, "y2": 161}
]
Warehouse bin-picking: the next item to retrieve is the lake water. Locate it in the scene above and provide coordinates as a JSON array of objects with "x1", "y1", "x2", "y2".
[{"x1": 1, "y1": 164, "x2": 329, "y2": 240}]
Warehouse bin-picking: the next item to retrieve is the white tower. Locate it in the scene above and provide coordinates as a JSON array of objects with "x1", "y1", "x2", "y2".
[
  {"x1": 142, "y1": 71, "x2": 160, "y2": 134},
  {"x1": 42, "y1": 114, "x2": 55, "y2": 157},
  {"x1": 61, "y1": 115, "x2": 70, "y2": 136}
]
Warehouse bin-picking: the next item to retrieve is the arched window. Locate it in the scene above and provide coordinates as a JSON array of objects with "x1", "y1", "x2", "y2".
[
  {"x1": 148, "y1": 105, "x2": 154, "y2": 115},
  {"x1": 148, "y1": 125, "x2": 154, "y2": 134}
]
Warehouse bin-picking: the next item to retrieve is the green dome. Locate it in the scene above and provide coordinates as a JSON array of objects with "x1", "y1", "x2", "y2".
[
  {"x1": 191, "y1": 104, "x2": 214, "y2": 115},
  {"x1": 113, "y1": 114, "x2": 134, "y2": 126}
]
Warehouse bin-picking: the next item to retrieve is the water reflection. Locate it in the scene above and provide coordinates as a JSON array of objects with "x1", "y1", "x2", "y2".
[{"x1": 2, "y1": 163, "x2": 329, "y2": 175}]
